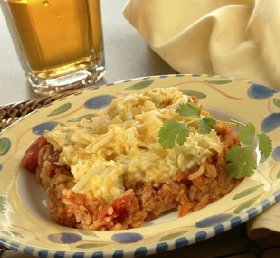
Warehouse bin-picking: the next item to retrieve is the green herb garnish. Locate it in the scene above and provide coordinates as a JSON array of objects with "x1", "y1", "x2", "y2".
[
  {"x1": 237, "y1": 123, "x2": 255, "y2": 145},
  {"x1": 176, "y1": 102, "x2": 201, "y2": 117},
  {"x1": 158, "y1": 120, "x2": 189, "y2": 149},
  {"x1": 198, "y1": 116, "x2": 216, "y2": 134},
  {"x1": 225, "y1": 123, "x2": 272, "y2": 179},
  {"x1": 257, "y1": 133, "x2": 272, "y2": 159},
  {"x1": 225, "y1": 146, "x2": 257, "y2": 178},
  {"x1": 158, "y1": 102, "x2": 216, "y2": 148},
  {"x1": 157, "y1": 102, "x2": 272, "y2": 179}
]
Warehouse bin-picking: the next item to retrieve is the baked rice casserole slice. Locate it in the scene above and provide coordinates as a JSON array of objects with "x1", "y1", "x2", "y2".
[{"x1": 21, "y1": 87, "x2": 241, "y2": 231}]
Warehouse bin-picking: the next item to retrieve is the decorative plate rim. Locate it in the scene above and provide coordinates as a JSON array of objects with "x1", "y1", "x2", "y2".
[
  {"x1": 0, "y1": 191, "x2": 279, "y2": 258},
  {"x1": 0, "y1": 73, "x2": 279, "y2": 258}
]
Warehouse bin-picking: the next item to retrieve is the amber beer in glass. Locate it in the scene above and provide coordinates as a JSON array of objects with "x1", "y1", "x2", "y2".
[{"x1": 1, "y1": 0, "x2": 105, "y2": 95}]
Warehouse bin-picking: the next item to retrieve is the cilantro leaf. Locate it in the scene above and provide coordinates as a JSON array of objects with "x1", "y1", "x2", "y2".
[
  {"x1": 158, "y1": 119, "x2": 189, "y2": 148},
  {"x1": 225, "y1": 146, "x2": 257, "y2": 179},
  {"x1": 176, "y1": 102, "x2": 201, "y2": 117},
  {"x1": 238, "y1": 123, "x2": 255, "y2": 145},
  {"x1": 257, "y1": 133, "x2": 272, "y2": 159},
  {"x1": 157, "y1": 101, "x2": 273, "y2": 180},
  {"x1": 198, "y1": 116, "x2": 216, "y2": 134}
]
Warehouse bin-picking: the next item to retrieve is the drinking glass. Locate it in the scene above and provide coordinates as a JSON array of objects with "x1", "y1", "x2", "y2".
[{"x1": 1, "y1": 0, "x2": 105, "y2": 95}]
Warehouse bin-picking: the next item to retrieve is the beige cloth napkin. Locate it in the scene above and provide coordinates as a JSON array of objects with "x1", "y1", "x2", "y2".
[
  {"x1": 247, "y1": 202, "x2": 280, "y2": 239},
  {"x1": 123, "y1": 0, "x2": 280, "y2": 238},
  {"x1": 123, "y1": 0, "x2": 280, "y2": 90}
]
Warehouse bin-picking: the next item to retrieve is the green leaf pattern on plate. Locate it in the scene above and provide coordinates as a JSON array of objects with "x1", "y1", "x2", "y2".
[
  {"x1": 273, "y1": 98, "x2": 280, "y2": 108},
  {"x1": 47, "y1": 103, "x2": 72, "y2": 117},
  {"x1": 76, "y1": 243, "x2": 108, "y2": 249},
  {"x1": 0, "y1": 195, "x2": 8, "y2": 214},
  {"x1": 233, "y1": 185, "x2": 263, "y2": 200},
  {"x1": 1, "y1": 230, "x2": 23, "y2": 238},
  {"x1": 159, "y1": 231, "x2": 188, "y2": 241},
  {"x1": 277, "y1": 171, "x2": 280, "y2": 179},
  {"x1": 0, "y1": 137, "x2": 11, "y2": 156},
  {"x1": 78, "y1": 229, "x2": 99, "y2": 238},
  {"x1": 234, "y1": 195, "x2": 260, "y2": 214},
  {"x1": 205, "y1": 79, "x2": 232, "y2": 84},
  {"x1": 181, "y1": 90, "x2": 206, "y2": 99},
  {"x1": 126, "y1": 80, "x2": 154, "y2": 90},
  {"x1": 67, "y1": 114, "x2": 94, "y2": 122}
]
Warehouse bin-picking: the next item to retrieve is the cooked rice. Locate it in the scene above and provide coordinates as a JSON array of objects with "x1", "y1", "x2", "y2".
[
  {"x1": 22, "y1": 88, "x2": 242, "y2": 231},
  {"x1": 32, "y1": 120, "x2": 241, "y2": 231}
]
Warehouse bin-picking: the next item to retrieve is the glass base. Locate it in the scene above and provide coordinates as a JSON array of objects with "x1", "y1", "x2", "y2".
[{"x1": 28, "y1": 65, "x2": 105, "y2": 96}]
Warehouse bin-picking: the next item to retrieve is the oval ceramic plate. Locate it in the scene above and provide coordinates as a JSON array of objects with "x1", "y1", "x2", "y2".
[{"x1": 0, "y1": 74, "x2": 279, "y2": 258}]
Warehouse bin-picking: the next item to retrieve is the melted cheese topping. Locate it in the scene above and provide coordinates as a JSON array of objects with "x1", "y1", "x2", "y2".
[{"x1": 44, "y1": 88, "x2": 223, "y2": 203}]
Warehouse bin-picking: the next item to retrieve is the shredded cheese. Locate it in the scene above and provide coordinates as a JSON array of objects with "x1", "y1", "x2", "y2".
[{"x1": 44, "y1": 87, "x2": 223, "y2": 203}]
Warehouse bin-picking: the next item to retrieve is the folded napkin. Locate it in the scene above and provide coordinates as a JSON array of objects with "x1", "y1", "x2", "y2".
[
  {"x1": 247, "y1": 201, "x2": 280, "y2": 239},
  {"x1": 123, "y1": 0, "x2": 280, "y2": 238},
  {"x1": 123, "y1": 0, "x2": 280, "y2": 90}
]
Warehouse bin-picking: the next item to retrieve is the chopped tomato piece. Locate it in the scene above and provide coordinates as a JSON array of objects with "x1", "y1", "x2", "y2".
[
  {"x1": 111, "y1": 194, "x2": 133, "y2": 213},
  {"x1": 98, "y1": 205, "x2": 112, "y2": 219},
  {"x1": 98, "y1": 194, "x2": 133, "y2": 220},
  {"x1": 21, "y1": 136, "x2": 48, "y2": 172}
]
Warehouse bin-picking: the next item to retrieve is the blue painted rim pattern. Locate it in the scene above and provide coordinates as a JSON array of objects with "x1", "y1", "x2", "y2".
[
  {"x1": 0, "y1": 191, "x2": 279, "y2": 257},
  {"x1": 0, "y1": 74, "x2": 279, "y2": 258}
]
